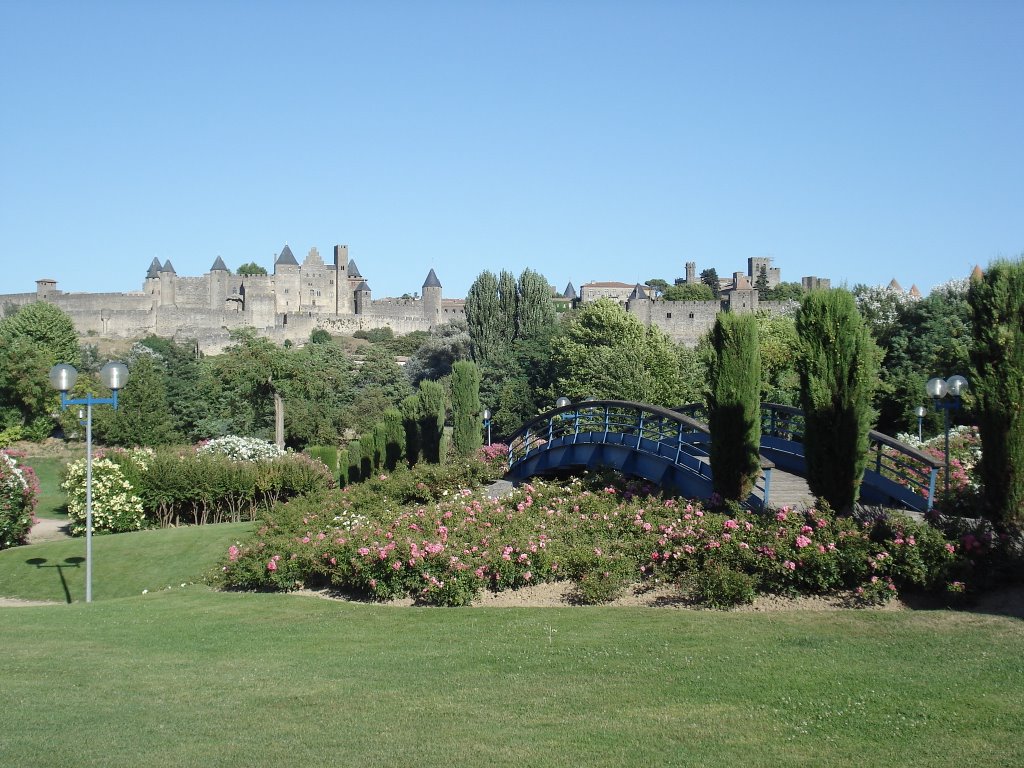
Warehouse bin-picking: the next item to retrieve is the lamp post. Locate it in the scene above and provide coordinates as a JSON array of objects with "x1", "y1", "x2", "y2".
[
  {"x1": 915, "y1": 405, "x2": 927, "y2": 443},
  {"x1": 49, "y1": 362, "x2": 129, "y2": 603},
  {"x1": 555, "y1": 397, "x2": 571, "y2": 408},
  {"x1": 482, "y1": 408, "x2": 492, "y2": 447},
  {"x1": 925, "y1": 375, "x2": 968, "y2": 499}
]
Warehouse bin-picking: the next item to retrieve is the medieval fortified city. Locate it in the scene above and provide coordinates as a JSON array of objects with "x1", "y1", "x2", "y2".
[{"x1": 0, "y1": 244, "x2": 835, "y2": 353}]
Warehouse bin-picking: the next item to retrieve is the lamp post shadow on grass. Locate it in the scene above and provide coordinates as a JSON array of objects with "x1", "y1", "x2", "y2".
[{"x1": 24, "y1": 557, "x2": 84, "y2": 604}]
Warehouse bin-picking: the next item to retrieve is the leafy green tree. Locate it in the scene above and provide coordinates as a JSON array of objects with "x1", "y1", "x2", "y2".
[
  {"x1": 237, "y1": 262, "x2": 268, "y2": 276},
  {"x1": 645, "y1": 278, "x2": 670, "y2": 296},
  {"x1": 417, "y1": 380, "x2": 446, "y2": 464},
  {"x1": 516, "y1": 268, "x2": 556, "y2": 341},
  {"x1": 350, "y1": 345, "x2": 412, "y2": 432},
  {"x1": 795, "y1": 289, "x2": 879, "y2": 513},
  {"x1": 0, "y1": 302, "x2": 80, "y2": 431},
  {"x1": 968, "y1": 259, "x2": 1024, "y2": 527},
  {"x1": 451, "y1": 360, "x2": 482, "y2": 457},
  {"x1": 92, "y1": 353, "x2": 178, "y2": 447},
  {"x1": 866, "y1": 279, "x2": 971, "y2": 435},
  {"x1": 761, "y1": 282, "x2": 805, "y2": 302},
  {"x1": 277, "y1": 339, "x2": 355, "y2": 448},
  {"x1": 708, "y1": 313, "x2": 762, "y2": 502},
  {"x1": 404, "y1": 321, "x2": 473, "y2": 385},
  {"x1": 195, "y1": 329, "x2": 282, "y2": 440},
  {"x1": 662, "y1": 283, "x2": 715, "y2": 301},
  {"x1": 700, "y1": 268, "x2": 721, "y2": 298},
  {"x1": 550, "y1": 299, "x2": 688, "y2": 406},
  {"x1": 136, "y1": 336, "x2": 208, "y2": 442}
]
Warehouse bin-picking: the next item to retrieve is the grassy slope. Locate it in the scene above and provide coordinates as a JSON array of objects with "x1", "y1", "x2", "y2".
[
  {"x1": 0, "y1": 522, "x2": 252, "y2": 602},
  {"x1": 0, "y1": 591, "x2": 1021, "y2": 768},
  {"x1": 21, "y1": 455, "x2": 69, "y2": 520}
]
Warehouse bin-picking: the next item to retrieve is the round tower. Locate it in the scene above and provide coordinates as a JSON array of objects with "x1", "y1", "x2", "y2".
[{"x1": 422, "y1": 268, "x2": 442, "y2": 324}]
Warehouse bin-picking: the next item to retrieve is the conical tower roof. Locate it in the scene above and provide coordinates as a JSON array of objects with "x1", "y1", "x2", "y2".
[
  {"x1": 422, "y1": 268, "x2": 442, "y2": 288},
  {"x1": 970, "y1": 265, "x2": 984, "y2": 282},
  {"x1": 628, "y1": 283, "x2": 649, "y2": 300},
  {"x1": 909, "y1": 284, "x2": 921, "y2": 298},
  {"x1": 888, "y1": 278, "x2": 903, "y2": 291},
  {"x1": 275, "y1": 245, "x2": 298, "y2": 266},
  {"x1": 210, "y1": 256, "x2": 229, "y2": 272},
  {"x1": 347, "y1": 259, "x2": 362, "y2": 278},
  {"x1": 162, "y1": 260, "x2": 176, "y2": 274},
  {"x1": 354, "y1": 280, "x2": 371, "y2": 292},
  {"x1": 563, "y1": 282, "x2": 577, "y2": 300},
  {"x1": 146, "y1": 258, "x2": 161, "y2": 279}
]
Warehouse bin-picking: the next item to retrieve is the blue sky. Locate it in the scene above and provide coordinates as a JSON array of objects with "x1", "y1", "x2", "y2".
[{"x1": 2, "y1": 1, "x2": 1021, "y2": 301}]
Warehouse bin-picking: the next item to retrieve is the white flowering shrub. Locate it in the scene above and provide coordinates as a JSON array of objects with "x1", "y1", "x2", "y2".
[
  {"x1": 0, "y1": 451, "x2": 40, "y2": 549},
  {"x1": 197, "y1": 436, "x2": 286, "y2": 462},
  {"x1": 62, "y1": 450, "x2": 149, "y2": 535},
  {"x1": 853, "y1": 284, "x2": 920, "y2": 335}
]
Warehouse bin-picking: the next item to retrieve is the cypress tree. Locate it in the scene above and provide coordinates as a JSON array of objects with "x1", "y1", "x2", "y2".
[
  {"x1": 346, "y1": 439, "x2": 362, "y2": 484},
  {"x1": 382, "y1": 408, "x2": 405, "y2": 471},
  {"x1": 417, "y1": 380, "x2": 447, "y2": 464},
  {"x1": 968, "y1": 259, "x2": 1024, "y2": 527},
  {"x1": 451, "y1": 360, "x2": 483, "y2": 457},
  {"x1": 360, "y1": 433, "x2": 375, "y2": 478},
  {"x1": 400, "y1": 394, "x2": 422, "y2": 467},
  {"x1": 795, "y1": 289, "x2": 879, "y2": 513},
  {"x1": 372, "y1": 422, "x2": 387, "y2": 472},
  {"x1": 708, "y1": 313, "x2": 762, "y2": 502}
]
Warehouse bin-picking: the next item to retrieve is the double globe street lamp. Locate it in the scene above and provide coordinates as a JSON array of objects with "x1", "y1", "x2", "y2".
[
  {"x1": 49, "y1": 362, "x2": 129, "y2": 603},
  {"x1": 925, "y1": 374, "x2": 969, "y2": 499}
]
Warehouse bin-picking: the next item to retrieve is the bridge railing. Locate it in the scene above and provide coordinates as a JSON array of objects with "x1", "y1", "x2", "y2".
[
  {"x1": 508, "y1": 400, "x2": 711, "y2": 467},
  {"x1": 675, "y1": 402, "x2": 942, "y2": 509}
]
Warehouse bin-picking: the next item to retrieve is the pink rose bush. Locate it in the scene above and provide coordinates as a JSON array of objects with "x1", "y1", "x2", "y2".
[
  {"x1": 0, "y1": 449, "x2": 40, "y2": 549},
  {"x1": 219, "y1": 465, "x2": 970, "y2": 607}
]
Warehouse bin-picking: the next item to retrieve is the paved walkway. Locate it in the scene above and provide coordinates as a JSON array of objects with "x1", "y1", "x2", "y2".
[{"x1": 27, "y1": 517, "x2": 72, "y2": 544}]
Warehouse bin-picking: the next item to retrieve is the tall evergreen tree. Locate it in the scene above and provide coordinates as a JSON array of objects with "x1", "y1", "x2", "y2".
[
  {"x1": 451, "y1": 360, "x2": 482, "y2": 457},
  {"x1": 417, "y1": 380, "x2": 447, "y2": 464},
  {"x1": 497, "y1": 270, "x2": 518, "y2": 342},
  {"x1": 795, "y1": 289, "x2": 879, "y2": 513},
  {"x1": 400, "y1": 394, "x2": 422, "y2": 466},
  {"x1": 968, "y1": 259, "x2": 1024, "y2": 528},
  {"x1": 516, "y1": 268, "x2": 556, "y2": 341},
  {"x1": 346, "y1": 439, "x2": 362, "y2": 483},
  {"x1": 464, "y1": 271, "x2": 502, "y2": 363},
  {"x1": 708, "y1": 313, "x2": 762, "y2": 502},
  {"x1": 700, "y1": 268, "x2": 721, "y2": 298},
  {"x1": 92, "y1": 353, "x2": 178, "y2": 447},
  {"x1": 382, "y1": 408, "x2": 405, "y2": 471}
]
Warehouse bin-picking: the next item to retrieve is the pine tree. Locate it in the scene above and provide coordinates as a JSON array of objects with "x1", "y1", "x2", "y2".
[
  {"x1": 700, "y1": 268, "x2": 721, "y2": 298},
  {"x1": 451, "y1": 360, "x2": 482, "y2": 457},
  {"x1": 708, "y1": 313, "x2": 762, "y2": 501},
  {"x1": 795, "y1": 288, "x2": 879, "y2": 513},
  {"x1": 968, "y1": 258, "x2": 1024, "y2": 527}
]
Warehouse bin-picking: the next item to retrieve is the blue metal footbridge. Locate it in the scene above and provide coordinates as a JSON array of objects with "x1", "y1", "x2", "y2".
[{"x1": 505, "y1": 400, "x2": 941, "y2": 511}]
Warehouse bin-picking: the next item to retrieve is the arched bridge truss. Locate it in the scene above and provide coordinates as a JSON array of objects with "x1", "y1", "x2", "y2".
[{"x1": 506, "y1": 401, "x2": 941, "y2": 512}]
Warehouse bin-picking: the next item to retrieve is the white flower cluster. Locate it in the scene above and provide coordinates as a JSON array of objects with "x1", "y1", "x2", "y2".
[
  {"x1": 62, "y1": 456, "x2": 145, "y2": 535},
  {"x1": 197, "y1": 435, "x2": 286, "y2": 462},
  {"x1": 853, "y1": 285, "x2": 920, "y2": 331},
  {"x1": 0, "y1": 452, "x2": 28, "y2": 495},
  {"x1": 332, "y1": 510, "x2": 369, "y2": 530}
]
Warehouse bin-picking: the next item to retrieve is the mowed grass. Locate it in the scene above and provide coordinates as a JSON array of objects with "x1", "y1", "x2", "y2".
[
  {"x1": 0, "y1": 590, "x2": 1022, "y2": 767},
  {"x1": 0, "y1": 522, "x2": 252, "y2": 602},
  {"x1": 21, "y1": 455, "x2": 69, "y2": 520}
]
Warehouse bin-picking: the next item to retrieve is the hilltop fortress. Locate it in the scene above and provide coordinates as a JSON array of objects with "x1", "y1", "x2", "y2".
[
  {"x1": 2, "y1": 247, "x2": 828, "y2": 353},
  {"x1": 1, "y1": 244, "x2": 465, "y2": 353}
]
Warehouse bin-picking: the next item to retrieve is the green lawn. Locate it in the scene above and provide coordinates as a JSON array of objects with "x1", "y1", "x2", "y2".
[
  {"x1": 0, "y1": 522, "x2": 252, "y2": 602},
  {"x1": 22, "y1": 455, "x2": 70, "y2": 520},
  {"x1": 0, "y1": 591, "x2": 1021, "y2": 767}
]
